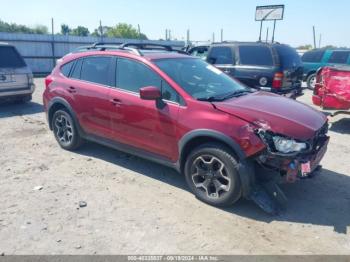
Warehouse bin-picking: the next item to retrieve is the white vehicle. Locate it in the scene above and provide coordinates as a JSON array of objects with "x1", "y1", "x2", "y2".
[{"x1": 0, "y1": 43, "x2": 35, "y2": 102}]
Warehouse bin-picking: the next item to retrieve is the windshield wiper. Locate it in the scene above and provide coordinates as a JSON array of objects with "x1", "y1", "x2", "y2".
[{"x1": 197, "y1": 90, "x2": 252, "y2": 102}]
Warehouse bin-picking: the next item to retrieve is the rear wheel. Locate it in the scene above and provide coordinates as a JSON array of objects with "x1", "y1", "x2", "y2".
[
  {"x1": 52, "y1": 109, "x2": 83, "y2": 150},
  {"x1": 184, "y1": 143, "x2": 242, "y2": 207},
  {"x1": 306, "y1": 73, "x2": 316, "y2": 90}
]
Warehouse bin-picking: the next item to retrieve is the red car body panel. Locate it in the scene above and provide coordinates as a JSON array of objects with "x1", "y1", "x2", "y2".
[
  {"x1": 214, "y1": 92, "x2": 327, "y2": 141},
  {"x1": 313, "y1": 66, "x2": 350, "y2": 110},
  {"x1": 43, "y1": 50, "x2": 327, "y2": 166}
]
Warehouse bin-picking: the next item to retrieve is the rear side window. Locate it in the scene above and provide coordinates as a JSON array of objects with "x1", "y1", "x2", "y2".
[
  {"x1": 301, "y1": 50, "x2": 324, "y2": 63},
  {"x1": 80, "y1": 56, "x2": 112, "y2": 86},
  {"x1": 0, "y1": 46, "x2": 26, "y2": 68},
  {"x1": 327, "y1": 51, "x2": 350, "y2": 64},
  {"x1": 239, "y1": 45, "x2": 273, "y2": 66},
  {"x1": 60, "y1": 61, "x2": 74, "y2": 77},
  {"x1": 274, "y1": 45, "x2": 302, "y2": 69},
  {"x1": 71, "y1": 59, "x2": 83, "y2": 79},
  {"x1": 207, "y1": 47, "x2": 233, "y2": 64}
]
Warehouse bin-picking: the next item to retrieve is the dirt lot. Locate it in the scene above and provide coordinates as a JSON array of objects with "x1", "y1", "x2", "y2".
[{"x1": 0, "y1": 78, "x2": 349, "y2": 255}]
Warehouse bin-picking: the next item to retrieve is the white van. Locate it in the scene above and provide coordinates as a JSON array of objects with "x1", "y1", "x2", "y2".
[{"x1": 0, "y1": 43, "x2": 35, "y2": 102}]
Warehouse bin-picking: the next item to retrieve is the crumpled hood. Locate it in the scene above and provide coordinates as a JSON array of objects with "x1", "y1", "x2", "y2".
[{"x1": 213, "y1": 92, "x2": 327, "y2": 140}]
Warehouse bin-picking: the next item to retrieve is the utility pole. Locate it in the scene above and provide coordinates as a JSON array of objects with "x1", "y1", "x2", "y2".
[
  {"x1": 266, "y1": 27, "x2": 269, "y2": 43},
  {"x1": 51, "y1": 18, "x2": 55, "y2": 70},
  {"x1": 138, "y1": 24, "x2": 141, "y2": 39},
  {"x1": 313, "y1": 26, "x2": 316, "y2": 49},
  {"x1": 99, "y1": 20, "x2": 103, "y2": 43},
  {"x1": 186, "y1": 29, "x2": 190, "y2": 45},
  {"x1": 220, "y1": 28, "x2": 223, "y2": 42},
  {"x1": 212, "y1": 32, "x2": 215, "y2": 43},
  {"x1": 318, "y1": 34, "x2": 322, "y2": 48},
  {"x1": 169, "y1": 30, "x2": 171, "y2": 40}
]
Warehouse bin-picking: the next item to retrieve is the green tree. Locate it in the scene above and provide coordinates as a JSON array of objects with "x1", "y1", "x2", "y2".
[
  {"x1": 106, "y1": 23, "x2": 147, "y2": 39},
  {"x1": 296, "y1": 44, "x2": 313, "y2": 50},
  {"x1": 61, "y1": 24, "x2": 71, "y2": 35},
  {"x1": 71, "y1": 26, "x2": 90, "y2": 37},
  {"x1": 32, "y1": 25, "x2": 48, "y2": 34}
]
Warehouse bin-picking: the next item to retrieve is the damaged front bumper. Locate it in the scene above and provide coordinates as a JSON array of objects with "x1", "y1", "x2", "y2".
[{"x1": 244, "y1": 124, "x2": 330, "y2": 214}]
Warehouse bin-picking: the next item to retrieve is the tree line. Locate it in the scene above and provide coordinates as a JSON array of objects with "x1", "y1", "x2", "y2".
[{"x1": 0, "y1": 20, "x2": 148, "y2": 39}]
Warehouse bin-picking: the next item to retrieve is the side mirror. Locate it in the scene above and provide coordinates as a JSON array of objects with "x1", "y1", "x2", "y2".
[{"x1": 140, "y1": 86, "x2": 161, "y2": 100}]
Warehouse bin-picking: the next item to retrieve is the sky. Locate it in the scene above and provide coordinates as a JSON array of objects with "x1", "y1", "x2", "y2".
[{"x1": 0, "y1": 0, "x2": 349, "y2": 47}]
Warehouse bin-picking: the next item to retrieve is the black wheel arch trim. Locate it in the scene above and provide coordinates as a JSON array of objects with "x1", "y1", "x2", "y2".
[
  {"x1": 47, "y1": 97, "x2": 85, "y2": 136},
  {"x1": 178, "y1": 129, "x2": 246, "y2": 161},
  {"x1": 178, "y1": 129, "x2": 255, "y2": 198}
]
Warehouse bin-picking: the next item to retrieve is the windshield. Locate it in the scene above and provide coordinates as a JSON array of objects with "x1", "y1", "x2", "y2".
[{"x1": 155, "y1": 58, "x2": 247, "y2": 100}]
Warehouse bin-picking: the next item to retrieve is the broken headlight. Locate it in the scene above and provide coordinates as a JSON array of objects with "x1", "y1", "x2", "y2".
[{"x1": 272, "y1": 136, "x2": 307, "y2": 153}]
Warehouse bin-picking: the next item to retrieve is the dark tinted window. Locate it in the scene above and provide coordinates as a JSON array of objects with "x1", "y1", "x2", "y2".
[
  {"x1": 80, "y1": 56, "x2": 112, "y2": 86},
  {"x1": 301, "y1": 50, "x2": 325, "y2": 63},
  {"x1": 239, "y1": 45, "x2": 273, "y2": 66},
  {"x1": 60, "y1": 61, "x2": 74, "y2": 77},
  {"x1": 0, "y1": 46, "x2": 26, "y2": 68},
  {"x1": 207, "y1": 47, "x2": 233, "y2": 64},
  {"x1": 71, "y1": 59, "x2": 83, "y2": 79},
  {"x1": 189, "y1": 46, "x2": 209, "y2": 60},
  {"x1": 117, "y1": 58, "x2": 182, "y2": 103},
  {"x1": 274, "y1": 45, "x2": 302, "y2": 69},
  {"x1": 328, "y1": 51, "x2": 350, "y2": 64}
]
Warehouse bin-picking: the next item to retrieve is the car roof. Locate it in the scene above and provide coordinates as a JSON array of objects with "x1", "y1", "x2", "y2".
[
  {"x1": 60, "y1": 49, "x2": 194, "y2": 64},
  {"x1": 210, "y1": 41, "x2": 283, "y2": 47}
]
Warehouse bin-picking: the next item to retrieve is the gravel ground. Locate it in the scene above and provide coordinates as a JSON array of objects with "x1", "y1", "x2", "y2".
[{"x1": 0, "y1": 79, "x2": 349, "y2": 255}]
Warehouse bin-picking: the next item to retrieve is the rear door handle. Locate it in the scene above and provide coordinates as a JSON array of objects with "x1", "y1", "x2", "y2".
[
  {"x1": 68, "y1": 86, "x2": 76, "y2": 93},
  {"x1": 110, "y1": 98, "x2": 122, "y2": 106}
]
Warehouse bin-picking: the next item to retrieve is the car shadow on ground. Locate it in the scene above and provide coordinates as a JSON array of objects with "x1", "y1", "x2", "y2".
[
  {"x1": 329, "y1": 117, "x2": 350, "y2": 134},
  {"x1": 0, "y1": 101, "x2": 43, "y2": 118},
  {"x1": 76, "y1": 142, "x2": 350, "y2": 235}
]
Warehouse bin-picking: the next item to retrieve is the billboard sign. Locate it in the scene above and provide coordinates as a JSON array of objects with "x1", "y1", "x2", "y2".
[{"x1": 255, "y1": 5, "x2": 285, "y2": 21}]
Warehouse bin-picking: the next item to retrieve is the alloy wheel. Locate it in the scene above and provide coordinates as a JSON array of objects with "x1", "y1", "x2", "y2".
[{"x1": 191, "y1": 155, "x2": 231, "y2": 199}]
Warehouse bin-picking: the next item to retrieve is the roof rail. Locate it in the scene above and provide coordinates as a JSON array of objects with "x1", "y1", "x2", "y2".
[
  {"x1": 74, "y1": 42, "x2": 188, "y2": 56},
  {"x1": 120, "y1": 42, "x2": 174, "y2": 52}
]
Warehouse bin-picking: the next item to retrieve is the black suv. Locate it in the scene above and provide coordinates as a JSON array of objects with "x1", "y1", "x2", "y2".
[{"x1": 204, "y1": 42, "x2": 303, "y2": 98}]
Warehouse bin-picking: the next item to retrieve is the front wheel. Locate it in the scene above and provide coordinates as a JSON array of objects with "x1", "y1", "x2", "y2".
[
  {"x1": 52, "y1": 109, "x2": 83, "y2": 150},
  {"x1": 306, "y1": 73, "x2": 316, "y2": 90},
  {"x1": 184, "y1": 143, "x2": 242, "y2": 207}
]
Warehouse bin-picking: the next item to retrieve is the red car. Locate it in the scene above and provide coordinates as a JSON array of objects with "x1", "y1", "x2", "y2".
[
  {"x1": 43, "y1": 43, "x2": 329, "y2": 214},
  {"x1": 313, "y1": 66, "x2": 350, "y2": 114}
]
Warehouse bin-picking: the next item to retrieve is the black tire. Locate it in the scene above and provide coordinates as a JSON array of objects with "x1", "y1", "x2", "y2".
[
  {"x1": 184, "y1": 143, "x2": 242, "y2": 207},
  {"x1": 306, "y1": 73, "x2": 316, "y2": 90},
  {"x1": 52, "y1": 109, "x2": 83, "y2": 150}
]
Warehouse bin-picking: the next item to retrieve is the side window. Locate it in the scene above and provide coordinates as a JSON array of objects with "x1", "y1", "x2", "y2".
[
  {"x1": 116, "y1": 58, "x2": 182, "y2": 104},
  {"x1": 207, "y1": 47, "x2": 234, "y2": 64},
  {"x1": 161, "y1": 81, "x2": 182, "y2": 104},
  {"x1": 301, "y1": 50, "x2": 325, "y2": 63},
  {"x1": 60, "y1": 61, "x2": 74, "y2": 77},
  {"x1": 70, "y1": 59, "x2": 83, "y2": 79},
  {"x1": 80, "y1": 56, "x2": 112, "y2": 86},
  {"x1": 327, "y1": 51, "x2": 350, "y2": 64},
  {"x1": 239, "y1": 45, "x2": 273, "y2": 66}
]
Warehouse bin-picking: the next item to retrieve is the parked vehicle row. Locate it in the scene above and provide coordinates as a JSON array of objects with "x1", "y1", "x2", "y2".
[
  {"x1": 187, "y1": 42, "x2": 304, "y2": 98},
  {"x1": 302, "y1": 48, "x2": 350, "y2": 90},
  {"x1": 43, "y1": 43, "x2": 329, "y2": 214},
  {"x1": 0, "y1": 43, "x2": 35, "y2": 103}
]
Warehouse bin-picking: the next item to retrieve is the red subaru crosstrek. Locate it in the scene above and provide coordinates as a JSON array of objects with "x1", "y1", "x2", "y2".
[{"x1": 44, "y1": 43, "x2": 329, "y2": 213}]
